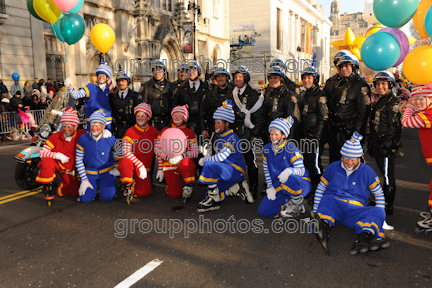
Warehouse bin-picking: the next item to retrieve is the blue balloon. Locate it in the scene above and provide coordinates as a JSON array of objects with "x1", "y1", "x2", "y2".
[
  {"x1": 361, "y1": 32, "x2": 401, "y2": 71},
  {"x1": 425, "y1": 6, "x2": 432, "y2": 39},
  {"x1": 12, "y1": 73, "x2": 20, "y2": 82},
  {"x1": 69, "y1": 0, "x2": 84, "y2": 13},
  {"x1": 50, "y1": 14, "x2": 64, "y2": 42}
]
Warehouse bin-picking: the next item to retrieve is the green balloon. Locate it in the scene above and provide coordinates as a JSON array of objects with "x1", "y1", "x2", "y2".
[
  {"x1": 60, "y1": 13, "x2": 86, "y2": 45},
  {"x1": 373, "y1": 0, "x2": 419, "y2": 28},
  {"x1": 27, "y1": 0, "x2": 43, "y2": 21}
]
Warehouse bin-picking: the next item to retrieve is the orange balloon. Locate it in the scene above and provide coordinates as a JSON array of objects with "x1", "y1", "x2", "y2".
[
  {"x1": 402, "y1": 45, "x2": 432, "y2": 84},
  {"x1": 413, "y1": 0, "x2": 432, "y2": 39}
]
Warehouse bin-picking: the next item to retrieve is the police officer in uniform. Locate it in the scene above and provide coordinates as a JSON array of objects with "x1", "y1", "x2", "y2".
[
  {"x1": 327, "y1": 54, "x2": 371, "y2": 163},
  {"x1": 367, "y1": 71, "x2": 402, "y2": 216},
  {"x1": 229, "y1": 65, "x2": 265, "y2": 199},
  {"x1": 263, "y1": 66, "x2": 300, "y2": 141},
  {"x1": 298, "y1": 67, "x2": 329, "y2": 192},
  {"x1": 109, "y1": 73, "x2": 139, "y2": 138},
  {"x1": 141, "y1": 60, "x2": 176, "y2": 131},
  {"x1": 269, "y1": 58, "x2": 301, "y2": 96},
  {"x1": 323, "y1": 50, "x2": 353, "y2": 99},
  {"x1": 199, "y1": 67, "x2": 233, "y2": 139},
  {"x1": 175, "y1": 61, "x2": 208, "y2": 135},
  {"x1": 172, "y1": 63, "x2": 188, "y2": 87}
]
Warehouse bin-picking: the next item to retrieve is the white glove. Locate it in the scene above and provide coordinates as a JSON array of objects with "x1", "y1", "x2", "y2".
[
  {"x1": 103, "y1": 129, "x2": 112, "y2": 139},
  {"x1": 138, "y1": 166, "x2": 147, "y2": 180},
  {"x1": 109, "y1": 168, "x2": 120, "y2": 176},
  {"x1": 64, "y1": 77, "x2": 72, "y2": 87},
  {"x1": 55, "y1": 152, "x2": 70, "y2": 164},
  {"x1": 202, "y1": 143, "x2": 212, "y2": 158},
  {"x1": 198, "y1": 158, "x2": 206, "y2": 166},
  {"x1": 266, "y1": 187, "x2": 277, "y2": 201},
  {"x1": 79, "y1": 180, "x2": 93, "y2": 196},
  {"x1": 278, "y1": 168, "x2": 293, "y2": 184},
  {"x1": 168, "y1": 155, "x2": 183, "y2": 164},
  {"x1": 156, "y1": 170, "x2": 164, "y2": 182}
]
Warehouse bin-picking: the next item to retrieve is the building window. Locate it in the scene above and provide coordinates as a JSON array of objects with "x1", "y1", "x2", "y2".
[
  {"x1": 157, "y1": 0, "x2": 160, "y2": 8},
  {"x1": 213, "y1": 0, "x2": 218, "y2": 18},
  {"x1": 277, "y1": 8, "x2": 282, "y2": 50},
  {"x1": 168, "y1": 0, "x2": 172, "y2": 12},
  {"x1": 163, "y1": 0, "x2": 166, "y2": 10}
]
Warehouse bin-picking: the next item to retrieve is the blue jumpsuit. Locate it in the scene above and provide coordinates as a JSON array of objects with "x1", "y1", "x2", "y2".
[
  {"x1": 76, "y1": 133, "x2": 117, "y2": 203},
  {"x1": 314, "y1": 160, "x2": 386, "y2": 239},
  {"x1": 258, "y1": 141, "x2": 311, "y2": 218},
  {"x1": 198, "y1": 129, "x2": 246, "y2": 201}
]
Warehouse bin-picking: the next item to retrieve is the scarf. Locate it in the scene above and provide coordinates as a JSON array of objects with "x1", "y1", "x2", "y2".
[{"x1": 232, "y1": 86, "x2": 264, "y2": 129}]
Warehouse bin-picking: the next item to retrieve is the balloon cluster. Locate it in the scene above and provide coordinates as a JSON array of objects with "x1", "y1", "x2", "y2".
[
  {"x1": 360, "y1": 0, "x2": 418, "y2": 71},
  {"x1": 26, "y1": 0, "x2": 115, "y2": 52}
]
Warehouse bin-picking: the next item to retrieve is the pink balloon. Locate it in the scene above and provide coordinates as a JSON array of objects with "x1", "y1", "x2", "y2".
[
  {"x1": 53, "y1": 0, "x2": 79, "y2": 13},
  {"x1": 377, "y1": 28, "x2": 409, "y2": 67},
  {"x1": 159, "y1": 128, "x2": 187, "y2": 157}
]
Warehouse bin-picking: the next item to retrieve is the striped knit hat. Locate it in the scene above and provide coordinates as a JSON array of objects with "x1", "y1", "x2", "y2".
[
  {"x1": 89, "y1": 110, "x2": 107, "y2": 126},
  {"x1": 96, "y1": 61, "x2": 112, "y2": 78},
  {"x1": 340, "y1": 131, "x2": 363, "y2": 158},
  {"x1": 60, "y1": 107, "x2": 79, "y2": 126},
  {"x1": 134, "y1": 103, "x2": 152, "y2": 119},
  {"x1": 411, "y1": 85, "x2": 432, "y2": 98},
  {"x1": 268, "y1": 116, "x2": 294, "y2": 137},
  {"x1": 213, "y1": 100, "x2": 235, "y2": 123},
  {"x1": 171, "y1": 104, "x2": 189, "y2": 122}
]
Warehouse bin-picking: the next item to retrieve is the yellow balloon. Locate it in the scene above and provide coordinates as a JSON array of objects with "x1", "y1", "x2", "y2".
[
  {"x1": 90, "y1": 24, "x2": 115, "y2": 54},
  {"x1": 402, "y1": 45, "x2": 432, "y2": 85},
  {"x1": 33, "y1": 0, "x2": 62, "y2": 24},
  {"x1": 413, "y1": 0, "x2": 432, "y2": 39},
  {"x1": 364, "y1": 23, "x2": 386, "y2": 38}
]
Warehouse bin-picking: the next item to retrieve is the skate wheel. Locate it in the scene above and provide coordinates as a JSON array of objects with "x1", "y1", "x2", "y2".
[
  {"x1": 350, "y1": 250, "x2": 359, "y2": 256},
  {"x1": 47, "y1": 201, "x2": 52, "y2": 207},
  {"x1": 127, "y1": 195, "x2": 133, "y2": 205},
  {"x1": 415, "y1": 227, "x2": 422, "y2": 234}
]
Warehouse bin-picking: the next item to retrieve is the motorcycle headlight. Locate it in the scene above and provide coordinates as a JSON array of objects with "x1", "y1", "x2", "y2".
[{"x1": 40, "y1": 124, "x2": 52, "y2": 139}]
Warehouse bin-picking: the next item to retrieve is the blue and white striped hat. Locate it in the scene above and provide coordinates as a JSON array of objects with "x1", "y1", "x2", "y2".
[
  {"x1": 268, "y1": 116, "x2": 294, "y2": 137},
  {"x1": 213, "y1": 100, "x2": 235, "y2": 123},
  {"x1": 96, "y1": 61, "x2": 112, "y2": 78},
  {"x1": 340, "y1": 131, "x2": 363, "y2": 158},
  {"x1": 89, "y1": 110, "x2": 107, "y2": 126}
]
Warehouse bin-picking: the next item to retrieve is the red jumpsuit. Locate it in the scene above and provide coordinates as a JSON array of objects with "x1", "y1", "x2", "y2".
[
  {"x1": 402, "y1": 103, "x2": 432, "y2": 208},
  {"x1": 36, "y1": 129, "x2": 86, "y2": 197},
  {"x1": 118, "y1": 124, "x2": 159, "y2": 197},
  {"x1": 156, "y1": 124, "x2": 198, "y2": 198}
]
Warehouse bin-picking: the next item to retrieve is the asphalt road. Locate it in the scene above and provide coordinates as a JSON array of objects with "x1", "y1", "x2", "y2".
[{"x1": 0, "y1": 128, "x2": 431, "y2": 288}]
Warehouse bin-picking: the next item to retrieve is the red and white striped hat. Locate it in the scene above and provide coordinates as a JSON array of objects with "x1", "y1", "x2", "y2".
[
  {"x1": 134, "y1": 103, "x2": 152, "y2": 119},
  {"x1": 60, "y1": 107, "x2": 79, "y2": 126},
  {"x1": 171, "y1": 104, "x2": 189, "y2": 122},
  {"x1": 411, "y1": 85, "x2": 432, "y2": 98}
]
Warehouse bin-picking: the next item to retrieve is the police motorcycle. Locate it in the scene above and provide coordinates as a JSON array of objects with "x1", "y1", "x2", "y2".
[{"x1": 14, "y1": 91, "x2": 72, "y2": 190}]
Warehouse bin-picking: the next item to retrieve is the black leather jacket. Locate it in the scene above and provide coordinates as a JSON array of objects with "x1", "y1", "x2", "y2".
[
  {"x1": 368, "y1": 91, "x2": 402, "y2": 158},
  {"x1": 227, "y1": 84, "x2": 266, "y2": 140},
  {"x1": 327, "y1": 73, "x2": 371, "y2": 136},
  {"x1": 109, "y1": 88, "x2": 139, "y2": 138},
  {"x1": 141, "y1": 77, "x2": 175, "y2": 129},
  {"x1": 175, "y1": 80, "x2": 209, "y2": 134},
  {"x1": 298, "y1": 85, "x2": 329, "y2": 140},
  {"x1": 263, "y1": 84, "x2": 300, "y2": 139},
  {"x1": 199, "y1": 84, "x2": 233, "y2": 133}
]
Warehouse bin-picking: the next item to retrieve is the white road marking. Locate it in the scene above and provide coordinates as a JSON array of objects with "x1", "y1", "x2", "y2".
[{"x1": 114, "y1": 259, "x2": 163, "y2": 288}]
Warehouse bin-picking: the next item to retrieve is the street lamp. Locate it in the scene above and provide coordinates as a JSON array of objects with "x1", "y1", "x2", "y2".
[
  {"x1": 297, "y1": 45, "x2": 302, "y2": 82},
  {"x1": 187, "y1": 1, "x2": 201, "y2": 60}
]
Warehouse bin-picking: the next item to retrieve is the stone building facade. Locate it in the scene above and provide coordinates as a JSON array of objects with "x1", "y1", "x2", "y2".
[
  {"x1": 0, "y1": 0, "x2": 230, "y2": 91},
  {"x1": 229, "y1": 0, "x2": 332, "y2": 88},
  {"x1": 329, "y1": 0, "x2": 368, "y2": 41}
]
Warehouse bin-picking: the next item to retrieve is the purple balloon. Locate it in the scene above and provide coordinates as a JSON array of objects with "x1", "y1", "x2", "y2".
[{"x1": 377, "y1": 28, "x2": 409, "y2": 67}]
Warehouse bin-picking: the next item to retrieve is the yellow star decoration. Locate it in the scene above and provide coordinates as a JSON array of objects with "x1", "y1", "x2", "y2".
[{"x1": 331, "y1": 27, "x2": 365, "y2": 61}]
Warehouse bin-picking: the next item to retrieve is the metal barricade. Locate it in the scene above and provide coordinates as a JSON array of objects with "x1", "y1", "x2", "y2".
[{"x1": 0, "y1": 109, "x2": 47, "y2": 137}]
